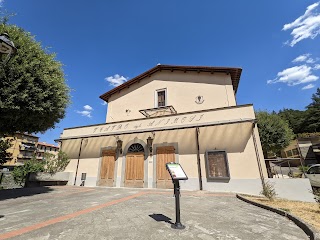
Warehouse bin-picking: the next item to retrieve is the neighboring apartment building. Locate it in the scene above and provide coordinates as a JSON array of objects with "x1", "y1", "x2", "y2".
[
  {"x1": 281, "y1": 136, "x2": 320, "y2": 166},
  {"x1": 58, "y1": 65, "x2": 267, "y2": 192},
  {"x1": 4, "y1": 133, "x2": 39, "y2": 167},
  {"x1": 36, "y1": 142, "x2": 59, "y2": 160}
]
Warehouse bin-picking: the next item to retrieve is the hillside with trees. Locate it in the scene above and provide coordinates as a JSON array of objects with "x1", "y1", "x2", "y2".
[{"x1": 257, "y1": 87, "x2": 320, "y2": 158}]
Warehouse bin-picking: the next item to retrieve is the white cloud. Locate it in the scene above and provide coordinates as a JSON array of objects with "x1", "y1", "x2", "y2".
[
  {"x1": 0, "y1": 0, "x2": 4, "y2": 7},
  {"x1": 283, "y1": 2, "x2": 320, "y2": 46},
  {"x1": 314, "y1": 64, "x2": 320, "y2": 70},
  {"x1": 267, "y1": 65, "x2": 318, "y2": 86},
  {"x1": 292, "y1": 53, "x2": 316, "y2": 64},
  {"x1": 83, "y1": 105, "x2": 93, "y2": 111},
  {"x1": 105, "y1": 74, "x2": 128, "y2": 87},
  {"x1": 101, "y1": 101, "x2": 107, "y2": 106},
  {"x1": 302, "y1": 83, "x2": 315, "y2": 90},
  {"x1": 292, "y1": 54, "x2": 309, "y2": 62},
  {"x1": 76, "y1": 110, "x2": 92, "y2": 118},
  {"x1": 76, "y1": 105, "x2": 93, "y2": 118}
]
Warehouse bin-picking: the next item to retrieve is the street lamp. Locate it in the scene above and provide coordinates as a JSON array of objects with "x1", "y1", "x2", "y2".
[
  {"x1": 147, "y1": 136, "x2": 154, "y2": 156},
  {"x1": 0, "y1": 33, "x2": 17, "y2": 65},
  {"x1": 116, "y1": 138, "x2": 123, "y2": 154}
]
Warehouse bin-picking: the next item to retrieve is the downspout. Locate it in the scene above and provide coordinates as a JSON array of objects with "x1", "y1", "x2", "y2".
[
  {"x1": 196, "y1": 127, "x2": 203, "y2": 190},
  {"x1": 251, "y1": 123, "x2": 265, "y2": 187},
  {"x1": 74, "y1": 138, "x2": 84, "y2": 186}
]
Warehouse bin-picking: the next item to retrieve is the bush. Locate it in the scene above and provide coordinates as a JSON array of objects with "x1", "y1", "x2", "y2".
[
  {"x1": 260, "y1": 181, "x2": 277, "y2": 201},
  {"x1": 298, "y1": 165, "x2": 309, "y2": 173},
  {"x1": 12, "y1": 158, "x2": 45, "y2": 186},
  {"x1": 43, "y1": 151, "x2": 70, "y2": 174}
]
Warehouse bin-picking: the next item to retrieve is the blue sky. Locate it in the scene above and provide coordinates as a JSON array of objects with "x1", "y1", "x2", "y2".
[{"x1": 1, "y1": 1, "x2": 320, "y2": 145}]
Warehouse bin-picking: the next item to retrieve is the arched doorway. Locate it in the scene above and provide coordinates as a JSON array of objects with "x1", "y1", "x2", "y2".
[{"x1": 125, "y1": 143, "x2": 145, "y2": 188}]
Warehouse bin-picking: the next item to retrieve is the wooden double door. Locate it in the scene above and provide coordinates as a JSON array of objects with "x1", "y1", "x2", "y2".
[
  {"x1": 99, "y1": 150, "x2": 116, "y2": 187},
  {"x1": 156, "y1": 146, "x2": 175, "y2": 189},
  {"x1": 125, "y1": 152, "x2": 144, "y2": 188}
]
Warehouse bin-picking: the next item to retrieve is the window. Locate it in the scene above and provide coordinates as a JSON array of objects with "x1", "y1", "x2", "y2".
[
  {"x1": 286, "y1": 150, "x2": 293, "y2": 157},
  {"x1": 155, "y1": 89, "x2": 166, "y2": 107},
  {"x1": 307, "y1": 166, "x2": 320, "y2": 174},
  {"x1": 205, "y1": 151, "x2": 230, "y2": 180},
  {"x1": 292, "y1": 148, "x2": 299, "y2": 156}
]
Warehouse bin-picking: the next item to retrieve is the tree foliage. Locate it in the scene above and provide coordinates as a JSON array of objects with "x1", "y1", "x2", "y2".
[
  {"x1": 0, "y1": 137, "x2": 12, "y2": 165},
  {"x1": 278, "y1": 109, "x2": 306, "y2": 134},
  {"x1": 256, "y1": 111, "x2": 294, "y2": 158},
  {"x1": 304, "y1": 88, "x2": 320, "y2": 133},
  {"x1": 0, "y1": 23, "x2": 70, "y2": 134},
  {"x1": 11, "y1": 151, "x2": 69, "y2": 185},
  {"x1": 44, "y1": 151, "x2": 70, "y2": 174},
  {"x1": 278, "y1": 88, "x2": 320, "y2": 134},
  {"x1": 12, "y1": 157, "x2": 45, "y2": 186}
]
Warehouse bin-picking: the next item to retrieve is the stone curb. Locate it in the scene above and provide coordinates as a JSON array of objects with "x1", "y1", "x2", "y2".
[{"x1": 236, "y1": 194, "x2": 320, "y2": 240}]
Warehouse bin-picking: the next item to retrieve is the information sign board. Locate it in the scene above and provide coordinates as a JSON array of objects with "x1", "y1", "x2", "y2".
[{"x1": 166, "y1": 162, "x2": 188, "y2": 180}]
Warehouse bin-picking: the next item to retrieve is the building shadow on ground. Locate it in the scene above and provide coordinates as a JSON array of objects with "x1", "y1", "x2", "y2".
[
  {"x1": 149, "y1": 213, "x2": 174, "y2": 226},
  {"x1": 0, "y1": 187, "x2": 54, "y2": 201}
]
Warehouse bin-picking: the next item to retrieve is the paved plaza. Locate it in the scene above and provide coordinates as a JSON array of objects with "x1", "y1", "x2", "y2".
[{"x1": 0, "y1": 186, "x2": 308, "y2": 240}]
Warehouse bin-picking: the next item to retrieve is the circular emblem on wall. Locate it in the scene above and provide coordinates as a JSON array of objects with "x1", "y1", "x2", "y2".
[{"x1": 195, "y1": 96, "x2": 204, "y2": 104}]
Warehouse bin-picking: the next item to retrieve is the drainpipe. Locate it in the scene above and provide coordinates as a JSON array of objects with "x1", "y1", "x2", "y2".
[
  {"x1": 251, "y1": 124, "x2": 265, "y2": 187},
  {"x1": 74, "y1": 138, "x2": 84, "y2": 186},
  {"x1": 196, "y1": 127, "x2": 203, "y2": 190}
]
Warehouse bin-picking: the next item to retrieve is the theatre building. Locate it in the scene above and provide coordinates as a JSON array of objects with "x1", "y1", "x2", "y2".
[{"x1": 59, "y1": 65, "x2": 268, "y2": 193}]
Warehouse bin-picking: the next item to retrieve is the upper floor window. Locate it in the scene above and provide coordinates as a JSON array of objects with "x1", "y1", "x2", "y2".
[{"x1": 156, "y1": 89, "x2": 166, "y2": 107}]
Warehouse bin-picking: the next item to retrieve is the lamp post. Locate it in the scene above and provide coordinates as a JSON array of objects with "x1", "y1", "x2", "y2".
[
  {"x1": 116, "y1": 138, "x2": 123, "y2": 154},
  {"x1": 0, "y1": 33, "x2": 17, "y2": 65},
  {"x1": 147, "y1": 136, "x2": 154, "y2": 156}
]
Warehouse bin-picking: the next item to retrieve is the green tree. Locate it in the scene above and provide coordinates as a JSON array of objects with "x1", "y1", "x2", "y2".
[
  {"x1": 256, "y1": 111, "x2": 294, "y2": 158},
  {"x1": 12, "y1": 157, "x2": 45, "y2": 186},
  {"x1": 44, "y1": 151, "x2": 70, "y2": 174},
  {"x1": 278, "y1": 108, "x2": 307, "y2": 134},
  {"x1": 0, "y1": 137, "x2": 12, "y2": 165},
  {"x1": 0, "y1": 23, "x2": 70, "y2": 135},
  {"x1": 304, "y1": 88, "x2": 320, "y2": 133}
]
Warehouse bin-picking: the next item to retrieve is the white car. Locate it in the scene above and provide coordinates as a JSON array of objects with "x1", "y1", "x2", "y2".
[{"x1": 306, "y1": 164, "x2": 320, "y2": 188}]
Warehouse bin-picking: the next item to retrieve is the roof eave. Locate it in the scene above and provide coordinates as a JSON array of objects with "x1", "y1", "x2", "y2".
[{"x1": 100, "y1": 65, "x2": 242, "y2": 102}]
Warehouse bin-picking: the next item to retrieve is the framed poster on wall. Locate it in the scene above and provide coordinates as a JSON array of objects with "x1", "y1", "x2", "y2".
[{"x1": 205, "y1": 150, "x2": 230, "y2": 180}]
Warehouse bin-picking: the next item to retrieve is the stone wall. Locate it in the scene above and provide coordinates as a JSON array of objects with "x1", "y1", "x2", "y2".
[{"x1": 0, "y1": 172, "x2": 22, "y2": 189}]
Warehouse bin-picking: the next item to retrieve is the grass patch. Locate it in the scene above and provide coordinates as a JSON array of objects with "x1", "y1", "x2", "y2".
[{"x1": 246, "y1": 196, "x2": 320, "y2": 232}]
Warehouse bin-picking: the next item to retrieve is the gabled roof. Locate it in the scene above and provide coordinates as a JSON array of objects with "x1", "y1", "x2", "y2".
[{"x1": 100, "y1": 64, "x2": 242, "y2": 102}]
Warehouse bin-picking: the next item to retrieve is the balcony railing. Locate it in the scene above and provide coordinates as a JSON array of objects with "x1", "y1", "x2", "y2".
[
  {"x1": 20, "y1": 146, "x2": 37, "y2": 151},
  {"x1": 17, "y1": 154, "x2": 33, "y2": 159}
]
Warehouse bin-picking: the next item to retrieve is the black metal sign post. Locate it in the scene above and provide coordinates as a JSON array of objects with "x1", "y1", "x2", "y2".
[
  {"x1": 172, "y1": 179, "x2": 184, "y2": 229},
  {"x1": 166, "y1": 162, "x2": 188, "y2": 230}
]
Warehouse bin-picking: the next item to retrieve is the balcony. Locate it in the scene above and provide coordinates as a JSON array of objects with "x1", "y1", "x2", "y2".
[
  {"x1": 20, "y1": 145, "x2": 37, "y2": 151},
  {"x1": 17, "y1": 154, "x2": 33, "y2": 159},
  {"x1": 22, "y1": 138, "x2": 37, "y2": 144}
]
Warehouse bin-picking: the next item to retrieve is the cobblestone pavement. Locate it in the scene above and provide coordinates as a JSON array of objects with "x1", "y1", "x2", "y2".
[{"x1": 0, "y1": 186, "x2": 309, "y2": 240}]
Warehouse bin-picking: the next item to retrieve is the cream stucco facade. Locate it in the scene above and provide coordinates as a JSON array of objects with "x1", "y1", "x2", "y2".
[
  {"x1": 106, "y1": 71, "x2": 236, "y2": 122},
  {"x1": 59, "y1": 65, "x2": 268, "y2": 193}
]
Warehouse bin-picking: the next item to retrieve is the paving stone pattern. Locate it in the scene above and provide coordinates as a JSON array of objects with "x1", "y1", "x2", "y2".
[{"x1": 0, "y1": 187, "x2": 309, "y2": 240}]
